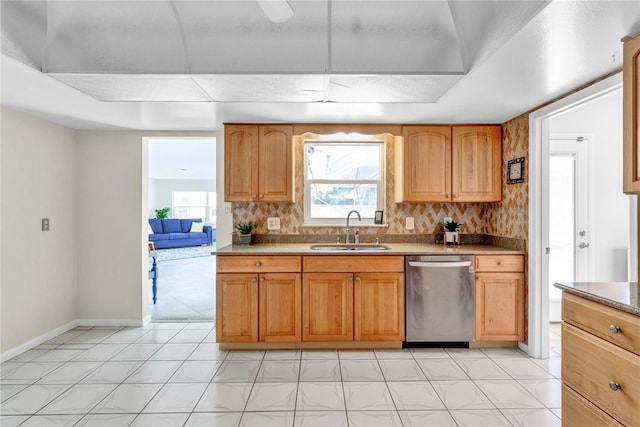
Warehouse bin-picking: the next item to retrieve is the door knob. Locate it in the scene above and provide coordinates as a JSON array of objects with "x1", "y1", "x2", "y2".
[{"x1": 578, "y1": 242, "x2": 590, "y2": 249}]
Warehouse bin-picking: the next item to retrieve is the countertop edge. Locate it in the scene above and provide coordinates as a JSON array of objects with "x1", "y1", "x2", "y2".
[{"x1": 554, "y1": 282, "x2": 640, "y2": 316}]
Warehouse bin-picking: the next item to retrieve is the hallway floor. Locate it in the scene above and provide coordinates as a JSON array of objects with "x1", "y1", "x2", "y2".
[{"x1": 1, "y1": 323, "x2": 562, "y2": 426}]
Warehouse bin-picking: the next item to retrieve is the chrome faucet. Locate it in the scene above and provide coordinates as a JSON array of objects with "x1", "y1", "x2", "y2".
[{"x1": 345, "y1": 210, "x2": 361, "y2": 245}]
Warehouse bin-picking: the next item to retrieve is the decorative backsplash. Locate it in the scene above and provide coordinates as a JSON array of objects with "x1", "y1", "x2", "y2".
[{"x1": 233, "y1": 122, "x2": 529, "y2": 243}]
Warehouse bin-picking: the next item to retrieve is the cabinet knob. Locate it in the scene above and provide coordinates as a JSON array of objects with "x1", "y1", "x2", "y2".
[
  {"x1": 252, "y1": 194, "x2": 257, "y2": 199},
  {"x1": 255, "y1": 262, "x2": 262, "y2": 267},
  {"x1": 251, "y1": 277, "x2": 257, "y2": 282},
  {"x1": 447, "y1": 194, "x2": 451, "y2": 198},
  {"x1": 259, "y1": 193, "x2": 264, "y2": 198},
  {"x1": 355, "y1": 276, "x2": 361, "y2": 281},
  {"x1": 347, "y1": 277, "x2": 353, "y2": 282},
  {"x1": 260, "y1": 277, "x2": 265, "y2": 283},
  {"x1": 609, "y1": 325, "x2": 621, "y2": 334},
  {"x1": 454, "y1": 194, "x2": 459, "y2": 198},
  {"x1": 609, "y1": 381, "x2": 621, "y2": 391},
  {"x1": 498, "y1": 261, "x2": 504, "y2": 266}
]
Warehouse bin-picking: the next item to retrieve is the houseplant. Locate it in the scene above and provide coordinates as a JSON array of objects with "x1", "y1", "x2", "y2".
[
  {"x1": 442, "y1": 219, "x2": 462, "y2": 244},
  {"x1": 155, "y1": 207, "x2": 171, "y2": 219},
  {"x1": 235, "y1": 221, "x2": 254, "y2": 245}
]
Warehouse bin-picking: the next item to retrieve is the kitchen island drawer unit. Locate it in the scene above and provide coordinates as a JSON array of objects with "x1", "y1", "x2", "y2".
[
  {"x1": 216, "y1": 255, "x2": 301, "y2": 343},
  {"x1": 474, "y1": 254, "x2": 525, "y2": 341},
  {"x1": 562, "y1": 322, "x2": 640, "y2": 426},
  {"x1": 562, "y1": 292, "x2": 640, "y2": 355},
  {"x1": 303, "y1": 256, "x2": 405, "y2": 342}
]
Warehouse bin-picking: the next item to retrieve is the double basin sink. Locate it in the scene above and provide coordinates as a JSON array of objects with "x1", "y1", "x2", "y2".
[{"x1": 309, "y1": 244, "x2": 391, "y2": 251}]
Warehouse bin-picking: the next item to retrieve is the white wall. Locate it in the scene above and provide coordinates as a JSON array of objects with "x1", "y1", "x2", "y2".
[
  {"x1": 1, "y1": 107, "x2": 79, "y2": 354},
  {"x1": 0, "y1": 107, "x2": 226, "y2": 355},
  {"x1": 550, "y1": 88, "x2": 630, "y2": 281},
  {"x1": 150, "y1": 179, "x2": 216, "y2": 222}
]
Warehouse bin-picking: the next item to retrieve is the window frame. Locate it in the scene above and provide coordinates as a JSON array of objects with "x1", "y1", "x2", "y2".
[{"x1": 303, "y1": 139, "x2": 385, "y2": 226}]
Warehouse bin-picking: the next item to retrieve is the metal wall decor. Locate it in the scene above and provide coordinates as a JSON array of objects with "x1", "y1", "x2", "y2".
[{"x1": 507, "y1": 157, "x2": 525, "y2": 184}]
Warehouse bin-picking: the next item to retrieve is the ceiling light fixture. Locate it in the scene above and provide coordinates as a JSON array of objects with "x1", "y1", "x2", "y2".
[{"x1": 256, "y1": 0, "x2": 294, "y2": 23}]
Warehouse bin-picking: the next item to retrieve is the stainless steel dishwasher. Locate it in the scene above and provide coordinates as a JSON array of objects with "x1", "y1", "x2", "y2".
[{"x1": 405, "y1": 255, "x2": 475, "y2": 346}]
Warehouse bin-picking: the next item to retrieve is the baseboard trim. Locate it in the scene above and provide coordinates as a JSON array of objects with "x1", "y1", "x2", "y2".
[
  {"x1": 1, "y1": 318, "x2": 144, "y2": 362},
  {"x1": 1, "y1": 320, "x2": 78, "y2": 363}
]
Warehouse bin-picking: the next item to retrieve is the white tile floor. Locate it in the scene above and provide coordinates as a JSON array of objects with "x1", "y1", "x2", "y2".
[{"x1": 1, "y1": 323, "x2": 563, "y2": 426}]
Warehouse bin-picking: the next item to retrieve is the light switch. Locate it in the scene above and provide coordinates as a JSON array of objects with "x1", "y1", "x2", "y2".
[
  {"x1": 405, "y1": 217, "x2": 414, "y2": 230},
  {"x1": 267, "y1": 217, "x2": 281, "y2": 230},
  {"x1": 42, "y1": 218, "x2": 50, "y2": 231}
]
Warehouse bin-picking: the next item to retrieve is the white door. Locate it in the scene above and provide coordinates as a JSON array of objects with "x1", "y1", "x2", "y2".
[{"x1": 547, "y1": 138, "x2": 590, "y2": 321}]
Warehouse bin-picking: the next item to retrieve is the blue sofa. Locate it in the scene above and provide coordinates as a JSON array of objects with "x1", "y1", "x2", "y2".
[{"x1": 148, "y1": 218, "x2": 215, "y2": 249}]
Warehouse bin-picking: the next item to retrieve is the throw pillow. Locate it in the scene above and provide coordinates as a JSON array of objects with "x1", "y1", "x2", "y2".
[
  {"x1": 190, "y1": 222, "x2": 204, "y2": 232},
  {"x1": 148, "y1": 223, "x2": 154, "y2": 234}
]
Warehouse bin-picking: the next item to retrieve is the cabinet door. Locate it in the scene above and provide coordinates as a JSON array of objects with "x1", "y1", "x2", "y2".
[
  {"x1": 475, "y1": 272, "x2": 524, "y2": 341},
  {"x1": 259, "y1": 273, "x2": 301, "y2": 342},
  {"x1": 259, "y1": 125, "x2": 294, "y2": 202},
  {"x1": 452, "y1": 126, "x2": 502, "y2": 202},
  {"x1": 396, "y1": 126, "x2": 451, "y2": 202},
  {"x1": 224, "y1": 125, "x2": 259, "y2": 201},
  {"x1": 623, "y1": 34, "x2": 640, "y2": 193},
  {"x1": 354, "y1": 273, "x2": 404, "y2": 341},
  {"x1": 216, "y1": 273, "x2": 258, "y2": 343},
  {"x1": 303, "y1": 273, "x2": 353, "y2": 341}
]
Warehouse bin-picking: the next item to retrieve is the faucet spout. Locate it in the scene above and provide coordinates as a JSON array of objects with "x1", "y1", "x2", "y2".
[{"x1": 345, "y1": 210, "x2": 361, "y2": 245}]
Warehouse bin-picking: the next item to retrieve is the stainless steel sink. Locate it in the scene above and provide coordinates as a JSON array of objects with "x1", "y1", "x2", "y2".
[{"x1": 309, "y1": 244, "x2": 390, "y2": 251}]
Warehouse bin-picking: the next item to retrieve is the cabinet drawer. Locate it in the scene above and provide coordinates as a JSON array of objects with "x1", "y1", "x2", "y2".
[
  {"x1": 562, "y1": 323, "x2": 640, "y2": 426},
  {"x1": 217, "y1": 256, "x2": 301, "y2": 273},
  {"x1": 475, "y1": 255, "x2": 524, "y2": 272},
  {"x1": 563, "y1": 384, "x2": 624, "y2": 427},
  {"x1": 303, "y1": 256, "x2": 404, "y2": 273},
  {"x1": 563, "y1": 292, "x2": 640, "y2": 356}
]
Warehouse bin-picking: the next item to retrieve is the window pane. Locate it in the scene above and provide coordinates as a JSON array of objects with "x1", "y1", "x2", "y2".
[
  {"x1": 310, "y1": 183, "x2": 378, "y2": 218},
  {"x1": 306, "y1": 144, "x2": 380, "y2": 180},
  {"x1": 173, "y1": 192, "x2": 207, "y2": 206}
]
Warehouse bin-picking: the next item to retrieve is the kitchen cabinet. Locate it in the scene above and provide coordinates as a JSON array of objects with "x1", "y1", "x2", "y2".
[
  {"x1": 623, "y1": 34, "x2": 640, "y2": 194},
  {"x1": 474, "y1": 255, "x2": 525, "y2": 341},
  {"x1": 561, "y1": 292, "x2": 640, "y2": 426},
  {"x1": 395, "y1": 125, "x2": 501, "y2": 202},
  {"x1": 224, "y1": 124, "x2": 294, "y2": 202},
  {"x1": 216, "y1": 255, "x2": 301, "y2": 343},
  {"x1": 302, "y1": 256, "x2": 404, "y2": 342}
]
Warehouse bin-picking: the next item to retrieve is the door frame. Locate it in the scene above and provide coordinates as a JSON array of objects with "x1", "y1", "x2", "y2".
[{"x1": 527, "y1": 73, "x2": 622, "y2": 358}]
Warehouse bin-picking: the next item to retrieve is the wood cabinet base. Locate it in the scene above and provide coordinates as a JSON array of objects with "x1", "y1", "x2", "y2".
[{"x1": 217, "y1": 341, "x2": 403, "y2": 351}]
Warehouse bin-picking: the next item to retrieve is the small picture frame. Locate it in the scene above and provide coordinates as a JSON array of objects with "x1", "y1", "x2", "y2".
[
  {"x1": 507, "y1": 157, "x2": 525, "y2": 184},
  {"x1": 374, "y1": 210, "x2": 384, "y2": 224}
]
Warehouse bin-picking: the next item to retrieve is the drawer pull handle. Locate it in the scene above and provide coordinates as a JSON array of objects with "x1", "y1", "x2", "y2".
[
  {"x1": 255, "y1": 262, "x2": 262, "y2": 267},
  {"x1": 609, "y1": 381, "x2": 621, "y2": 391},
  {"x1": 609, "y1": 325, "x2": 621, "y2": 334}
]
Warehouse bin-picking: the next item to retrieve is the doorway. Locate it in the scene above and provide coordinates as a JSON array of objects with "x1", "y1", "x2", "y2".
[
  {"x1": 547, "y1": 137, "x2": 591, "y2": 321},
  {"x1": 147, "y1": 137, "x2": 217, "y2": 321},
  {"x1": 529, "y1": 73, "x2": 635, "y2": 358}
]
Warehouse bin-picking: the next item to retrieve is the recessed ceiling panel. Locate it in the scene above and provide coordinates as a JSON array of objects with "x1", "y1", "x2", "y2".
[
  {"x1": 195, "y1": 75, "x2": 325, "y2": 102},
  {"x1": 331, "y1": 1, "x2": 463, "y2": 73},
  {"x1": 46, "y1": 2, "x2": 189, "y2": 73},
  {"x1": 328, "y1": 75, "x2": 464, "y2": 103},
  {"x1": 49, "y1": 74, "x2": 210, "y2": 102},
  {"x1": 178, "y1": 1, "x2": 329, "y2": 73}
]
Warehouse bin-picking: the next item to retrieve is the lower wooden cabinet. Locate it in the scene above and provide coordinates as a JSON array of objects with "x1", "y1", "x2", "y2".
[
  {"x1": 216, "y1": 255, "x2": 301, "y2": 343},
  {"x1": 303, "y1": 273, "x2": 353, "y2": 341},
  {"x1": 302, "y1": 256, "x2": 405, "y2": 343},
  {"x1": 474, "y1": 255, "x2": 525, "y2": 341},
  {"x1": 562, "y1": 383, "x2": 624, "y2": 427}
]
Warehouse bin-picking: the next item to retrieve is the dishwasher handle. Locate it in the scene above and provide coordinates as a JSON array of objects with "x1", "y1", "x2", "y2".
[{"x1": 408, "y1": 261, "x2": 473, "y2": 268}]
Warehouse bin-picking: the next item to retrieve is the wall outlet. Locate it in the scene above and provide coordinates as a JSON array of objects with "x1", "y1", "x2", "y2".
[
  {"x1": 42, "y1": 218, "x2": 50, "y2": 231},
  {"x1": 405, "y1": 217, "x2": 415, "y2": 230},
  {"x1": 223, "y1": 202, "x2": 231, "y2": 214},
  {"x1": 267, "y1": 217, "x2": 281, "y2": 230}
]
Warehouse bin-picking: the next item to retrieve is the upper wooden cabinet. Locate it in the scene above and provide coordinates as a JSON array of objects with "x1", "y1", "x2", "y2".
[
  {"x1": 623, "y1": 34, "x2": 640, "y2": 194},
  {"x1": 395, "y1": 125, "x2": 501, "y2": 202},
  {"x1": 224, "y1": 124, "x2": 294, "y2": 202}
]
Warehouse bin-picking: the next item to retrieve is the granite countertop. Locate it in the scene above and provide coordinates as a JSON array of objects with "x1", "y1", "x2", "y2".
[
  {"x1": 213, "y1": 242, "x2": 523, "y2": 256},
  {"x1": 554, "y1": 282, "x2": 640, "y2": 316}
]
